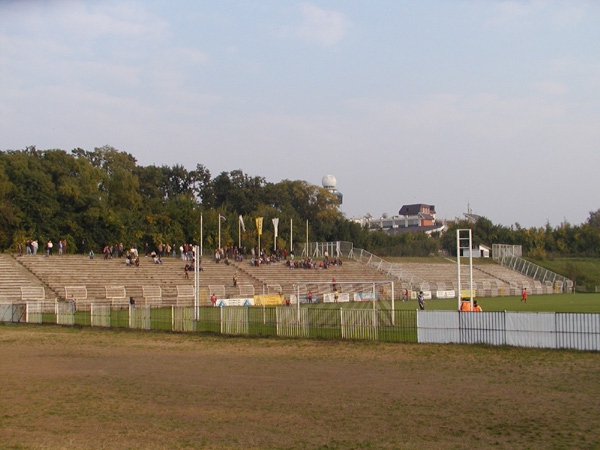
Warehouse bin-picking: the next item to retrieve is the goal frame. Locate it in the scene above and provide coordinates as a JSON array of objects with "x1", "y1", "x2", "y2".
[{"x1": 293, "y1": 280, "x2": 395, "y2": 323}]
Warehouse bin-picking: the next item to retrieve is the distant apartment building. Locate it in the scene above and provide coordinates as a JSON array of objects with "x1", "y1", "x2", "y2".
[
  {"x1": 398, "y1": 204, "x2": 436, "y2": 227},
  {"x1": 354, "y1": 204, "x2": 446, "y2": 235}
]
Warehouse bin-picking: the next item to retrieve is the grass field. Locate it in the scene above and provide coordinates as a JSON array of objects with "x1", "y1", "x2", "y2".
[
  {"x1": 1, "y1": 325, "x2": 599, "y2": 450},
  {"x1": 306, "y1": 293, "x2": 600, "y2": 313},
  {"x1": 389, "y1": 293, "x2": 600, "y2": 313},
  {"x1": 525, "y1": 257, "x2": 600, "y2": 290}
]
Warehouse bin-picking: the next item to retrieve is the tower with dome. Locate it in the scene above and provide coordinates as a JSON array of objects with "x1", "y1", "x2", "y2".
[{"x1": 322, "y1": 174, "x2": 343, "y2": 205}]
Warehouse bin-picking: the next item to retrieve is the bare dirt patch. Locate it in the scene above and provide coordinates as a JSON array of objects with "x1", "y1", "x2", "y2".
[{"x1": 1, "y1": 325, "x2": 599, "y2": 450}]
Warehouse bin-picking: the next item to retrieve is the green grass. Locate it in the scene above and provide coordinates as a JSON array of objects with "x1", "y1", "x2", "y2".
[
  {"x1": 390, "y1": 292, "x2": 600, "y2": 312},
  {"x1": 303, "y1": 292, "x2": 600, "y2": 313},
  {"x1": 527, "y1": 257, "x2": 600, "y2": 290},
  {"x1": 32, "y1": 293, "x2": 599, "y2": 347},
  {"x1": 386, "y1": 255, "x2": 600, "y2": 291}
]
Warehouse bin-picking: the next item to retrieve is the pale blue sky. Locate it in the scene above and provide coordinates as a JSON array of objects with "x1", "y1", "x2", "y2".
[{"x1": 1, "y1": 0, "x2": 599, "y2": 227}]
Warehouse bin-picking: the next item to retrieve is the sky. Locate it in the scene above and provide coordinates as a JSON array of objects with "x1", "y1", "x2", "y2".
[{"x1": 1, "y1": 0, "x2": 599, "y2": 228}]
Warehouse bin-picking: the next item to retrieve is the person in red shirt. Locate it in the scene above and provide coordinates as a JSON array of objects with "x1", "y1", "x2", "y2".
[{"x1": 521, "y1": 288, "x2": 528, "y2": 302}]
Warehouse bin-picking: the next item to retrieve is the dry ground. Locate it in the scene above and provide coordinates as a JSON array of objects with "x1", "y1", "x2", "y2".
[{"x1": 1, "y1": 325, "x2": 599, "y2": 450}]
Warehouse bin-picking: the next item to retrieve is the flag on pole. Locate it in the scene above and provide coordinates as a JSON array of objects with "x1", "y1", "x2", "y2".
[
  {"x1": 239, "y1": 215, "x2": 246, "y2": 232},
  {"x1": 219, "y1": 214, "x2": 226, "y2": 220},
  {"x1": 255, "y1": 217, "x2": 263, "y2": 235},
  {"x1": 272, "y1": 218, "x2": 279, "y2": 251}
]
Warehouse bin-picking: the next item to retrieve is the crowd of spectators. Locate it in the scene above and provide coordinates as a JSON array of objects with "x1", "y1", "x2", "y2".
[{"x1": 285, "y1": 256, "x2": 342, "y2": 269}]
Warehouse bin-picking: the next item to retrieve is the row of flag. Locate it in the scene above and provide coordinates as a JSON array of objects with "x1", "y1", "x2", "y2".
[{"x1": 222, "y1": 215, "x2": 278, "y2": 237}]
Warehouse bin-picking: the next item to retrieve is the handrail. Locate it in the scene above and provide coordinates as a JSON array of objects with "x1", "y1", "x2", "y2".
[
  {"x1": 304, "y1": 241, "x2": 426, "y2": 288},
  {"x1": 494, "y1": 254, "x2": 573, "y2": 292}
]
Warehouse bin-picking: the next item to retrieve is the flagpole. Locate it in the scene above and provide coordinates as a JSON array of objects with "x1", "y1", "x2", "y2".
[
  {"x1": 200, "y1": 213, "x2": 203, "y2": 258},
  {"x1": 194, "y1": 244, "x2": 199, "y2": 320},
  {"x1": 306, "y1": 219, "x2": 309, "y2": 258},
  {"x1": 272, "y1": 218, "x2": 279, "y2": 253},
  {"x1": 255, "y1": 217, "x2": 263, "y2": 260},
  {"x1": 290, "y1": 218, "x2": 293, "y2": 254}
]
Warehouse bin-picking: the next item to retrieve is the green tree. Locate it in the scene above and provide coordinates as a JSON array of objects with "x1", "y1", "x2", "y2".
[
  {"x1": 0, "y1": 159, "x2": 17, "y2": 248},
  {"x1": 587, "y1": 209, "x2": 600, "y2": 230}
]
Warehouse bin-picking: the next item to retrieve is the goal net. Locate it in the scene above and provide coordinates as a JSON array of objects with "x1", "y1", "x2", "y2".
[{"x1": 292, "y1": 280, "x2": 395, "y2": 304}]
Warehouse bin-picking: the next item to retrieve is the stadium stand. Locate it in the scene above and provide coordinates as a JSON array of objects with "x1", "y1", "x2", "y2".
[{"x1": 3, "y1": 249, "x2": 553, "y2": 307}]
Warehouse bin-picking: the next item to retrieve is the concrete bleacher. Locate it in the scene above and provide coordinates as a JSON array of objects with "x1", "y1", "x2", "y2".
[
  {"x1": 0, "y1": 254, "x2": 51, "y2": 302},
  {"x1": 387, "y1": 261, "x2": 539, "y2": 297},
  {"x1": 474, "y1": 264, "x2": 544, "y2": 295},
  {"x1": 3, "y1": 252, "x2": 544, "y2": 309},
  {"x1": 231, "y1": 258, "x2": 399, "y2": 300},
  {"x1": 13, "y1": 254, "x2": 256, "y2": 309},
  {"x1": 9, "y1": 253, "x2": 402, "y2": 306}
]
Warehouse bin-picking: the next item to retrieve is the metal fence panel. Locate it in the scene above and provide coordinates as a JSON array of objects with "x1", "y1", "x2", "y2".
[
  {"x1": 247, "y1": 305, "x2": 277, "y2": 336},
  {"x1": 56, "y1": 301, "x2": 75, "y2": 326},
  {"x1": 505, "y1": 312, "x2": 556, "y2": 348},
  {"x1": 91, "y1": 304, "x2": 111, "y2": 327},
  {"x1": 26, "y1": 302, "x2": 43, "y2": 324},
  {"x1": 341, "y1": 309, "x2": 378, "y2": 341},
  {"x1": 556, "y1": 313, "x2": 600, "y2": 351},
  {"x1": 417, "y1": 311, "x2": 460, "y2": 344},
  {"x1": 277, "y1": 307, "x2": 309, "y2": 338},
  {"x1": 459, "y1": 312, "x2": 505, "y2": 346},
  {"x1": 172, "y1": 306, "x2": 196, "y2": 332},
  {"x1": 221, "y1": 306, "x2": 249, "y2": 335},
  {"x1": 385, "y1": 310, "x2": 417, "y2": 342},
  {"x1": 308, "y1": 308, "x2": 342, "y2": 339},
  {"x1": 196, "y1": 306, "x2": 221, "y2": 333},
  {"x1": 129, "y1": 306, "x2": 151, "y2": 330},
  {"x1": 7, "y1": 299, "x2": 600, "y2": 351},
  {"x1": 8, "y1": 304, "x2": 26, "y2": 323},
  {"x1": 0, "y1": 303, "x2": 13, "y2": 322}
]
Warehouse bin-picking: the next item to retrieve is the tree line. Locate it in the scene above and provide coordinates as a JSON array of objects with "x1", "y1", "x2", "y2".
[
  {"x1": 440, "y1": 213, "x2": 600, "y2": 259},
  {"x1": 0, "y1": 146, "x2": 598, "y2": 259},
  {"x1": 0, "y1": 145, "x2": 362, "y2": 255}
]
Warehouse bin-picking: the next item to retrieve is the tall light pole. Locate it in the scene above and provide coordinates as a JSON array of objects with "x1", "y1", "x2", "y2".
[
  {"x1": 200, "y1": 212, "x2": 203, "y2": 258},
  {"x1": 218, "y1": 214, "x2": 226, "y2": 249},
  {"x1": 194, "y1": 244, "x2": 199, "y2": 320},
  {"x1": 306, "y1": 219, "x2": 309, "y2": 258}
]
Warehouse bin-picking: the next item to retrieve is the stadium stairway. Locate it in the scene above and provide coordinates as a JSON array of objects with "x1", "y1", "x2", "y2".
[{"x1": 0, "y1": 254, "x2": 52, "y2": 302}]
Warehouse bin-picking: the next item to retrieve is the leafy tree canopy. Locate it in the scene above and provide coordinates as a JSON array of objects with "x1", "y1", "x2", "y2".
[{"x1": 0, "y1": 146, "x2": 598, "y2": 258}]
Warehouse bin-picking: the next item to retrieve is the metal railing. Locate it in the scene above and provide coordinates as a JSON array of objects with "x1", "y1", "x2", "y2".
[
  {"x1": 303, "y1": 241, "x2": 426, "y2": 289},
  {"x1": 10, "y1": 303, "x2": 600, "y2": 351},
  {"x1": 492, "y1": 243, "x2": 573, "y2": 292},
  {"x1": 494, "y1": 254, "x2": 573, "y2": 292}
]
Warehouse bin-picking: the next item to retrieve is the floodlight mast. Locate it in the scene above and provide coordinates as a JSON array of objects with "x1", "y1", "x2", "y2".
[
  {"x1": 194, "y1": 245, "x2": 200, "y2": 320},
  {"x1": 456, "y1": 229, "x2": 474, "y2": 310}
]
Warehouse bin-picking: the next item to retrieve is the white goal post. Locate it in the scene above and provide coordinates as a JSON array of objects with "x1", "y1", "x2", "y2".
[
  {"x1": 293, "y1": 280, "x2": 396, "y2": 324},
  {"x1": 293, "y1": 281, "x2": 394, "y2": 303}
]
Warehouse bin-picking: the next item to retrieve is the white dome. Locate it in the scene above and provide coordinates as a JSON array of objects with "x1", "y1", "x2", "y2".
[{"x1": 322, "y1": 174, "x2": 337, "y2": 189}]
